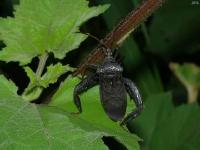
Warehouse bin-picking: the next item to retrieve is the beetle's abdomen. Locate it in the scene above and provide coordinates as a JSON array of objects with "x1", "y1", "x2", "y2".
[{"x1": 99, "y1": 79, "x2": 127, "y2": 121}]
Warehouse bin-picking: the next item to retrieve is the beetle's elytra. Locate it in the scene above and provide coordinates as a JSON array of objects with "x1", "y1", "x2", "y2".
[{"x1": 73, "y1": 48, "x2": 143, "y2": 125}]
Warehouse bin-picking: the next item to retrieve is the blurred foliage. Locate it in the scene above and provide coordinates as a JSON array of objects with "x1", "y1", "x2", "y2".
[
  {"x1": 170, "y1": 63, "x2": 200, "y2": 103},
  {"x1": 132, "y1": 92, "x2": 200, "y2": 150},
  {"x1": 149, "y1": 0, "x2": 200, "y2": 57},
  {"x1": 0, "y1": 0, "x2": 200, "y2": 150}
]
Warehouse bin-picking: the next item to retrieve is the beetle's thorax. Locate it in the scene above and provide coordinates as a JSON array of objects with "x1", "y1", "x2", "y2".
[{"x1": 96, "y1": 55, "x2": 123, "y2": 76}]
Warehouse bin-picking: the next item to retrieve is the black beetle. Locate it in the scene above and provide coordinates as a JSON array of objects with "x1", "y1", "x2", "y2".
[{"x1": 73, "y1": 47, "x2": 143, "y2": 125}]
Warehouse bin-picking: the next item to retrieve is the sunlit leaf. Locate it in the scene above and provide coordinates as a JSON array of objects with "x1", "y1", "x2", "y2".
[{"x1": 0, "y1": 0, "x2": 109, "y2": 65}]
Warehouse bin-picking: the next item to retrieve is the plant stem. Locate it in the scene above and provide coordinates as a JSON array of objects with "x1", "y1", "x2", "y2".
[
  {"x1": 36, "y1": 53, "x2": 48, "y2": 77},
  {"x1": 74, "y1": 0, "x2": 164, "y2": 76}
]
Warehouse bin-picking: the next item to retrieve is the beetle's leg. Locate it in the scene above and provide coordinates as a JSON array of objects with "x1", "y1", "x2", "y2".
[
  {"x1": 78, "y1": 64, "x2": 98, "y2": 80},
  {"x1": 121, "y1": 78, "x2": 143, "y2": 125},
  {"x1": 73, "y1": 74, "x2": 98, "y2": 113},
  {"x1": 85, "y1": 64, "x2": 98, "y2": 70},
  {"x1": 82, "y1": 64, "x2": 99, "y2": 75}
]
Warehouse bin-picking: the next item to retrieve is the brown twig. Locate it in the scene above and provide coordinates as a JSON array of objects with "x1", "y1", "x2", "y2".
[{"x1": 73, "y1": 0, "x2": 165, "y2": 76}]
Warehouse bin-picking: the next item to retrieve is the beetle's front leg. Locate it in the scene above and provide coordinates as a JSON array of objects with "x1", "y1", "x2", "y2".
[
  {"x1": 85, "y1": 64, "x2": 98, "y2": 70},
  {"x1": 121, "y1": 78, "x2": 143, "y2": 125},
  {"x1": 73, "y1": 74, "x2": 98, "y2": 113}
]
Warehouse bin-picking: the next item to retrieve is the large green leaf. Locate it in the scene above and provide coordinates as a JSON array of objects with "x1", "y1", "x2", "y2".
[
  {"x1": 0, "y1": 0, "x2": 109, "y2": 65},
  {"x1": 0, "y1": 75, "x2": 140, "y2": 150},
  {"x1": 50, "y1": 76, "x2": 140, "y2": 150},
  {"x1": 132, "y1": 92, "x2": 200, "y2": 150}
]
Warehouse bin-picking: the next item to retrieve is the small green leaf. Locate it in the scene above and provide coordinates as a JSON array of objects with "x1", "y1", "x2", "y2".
[
  {"x1": 0, "y1": 0, "x2": 109, "y2": 65},
  {"x1": 50, "y1": 76, "x2": 140, "y2": 150},
  {"x1": 132, "y1": 92, "x2": 200, "y2": 150},
  {"x1": 170, "y1": 63, "x2": 200, "y2": 103},
  {"x1": 22, "y1": 63, "x2": 73, "y2": 101},
  {"x1": 41, "y1": 63, "x2": 74, "y2": 88},
  {"x1": 22, "y1": 66, "x2": 42, "y2": 101}
]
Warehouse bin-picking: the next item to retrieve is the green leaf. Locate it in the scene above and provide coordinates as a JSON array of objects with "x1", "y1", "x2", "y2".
[
  {"x1": 0, "y1": 74, "x2": 139, "y2": 150},
  {"x1": 0, "y1": 0, "x2": 109, "y2": 65},
  {"x1": 40, "y1": 63, "x2": 74, "y2": 88},
  {"x1": 50, "y1": 76, "x2": 140, "y2": 150},
  {"x1": 132, "y1": 92, "x2": 200, "y2": 150},
  {"x1": 0, "y1": 75, "x2": 19, "y2": 98},
  {"x1": 22, "y1": 63, "x2": 73, "y2": 101},
  {"x1": 170, "y1": 63, "x2": 200, "y2": 103}
]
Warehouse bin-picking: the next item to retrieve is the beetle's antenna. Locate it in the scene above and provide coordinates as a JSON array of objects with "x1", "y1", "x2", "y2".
[
  {"x1": 77, "y1": 32, "x2": 113, "y2": 57},
  {"x1": 84, "y1": 33, "x2": 108, "y2": 49}
]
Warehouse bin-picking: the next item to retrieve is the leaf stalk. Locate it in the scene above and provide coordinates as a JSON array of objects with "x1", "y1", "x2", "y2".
[{"x1": 36, "y1": 53, "x2": 48, "y2": 77}]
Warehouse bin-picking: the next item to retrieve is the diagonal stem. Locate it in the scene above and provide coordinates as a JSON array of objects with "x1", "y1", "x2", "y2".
[{"x1": 74, "y1": 0, "x2": 165, "y2": 76}]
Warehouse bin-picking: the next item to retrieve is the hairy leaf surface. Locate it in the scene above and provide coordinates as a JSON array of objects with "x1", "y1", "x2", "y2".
[
  {"x1": 0, "y1": 75, "x2": 115, "y2": 150},
  {"x1": 0, "y1": 0, "x2": 109, "y2": 65}
]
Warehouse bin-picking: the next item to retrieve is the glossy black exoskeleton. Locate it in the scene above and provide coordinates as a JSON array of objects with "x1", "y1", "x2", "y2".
[{"x1": 73, "y1": 48, "x2": 143, "y2": 125}]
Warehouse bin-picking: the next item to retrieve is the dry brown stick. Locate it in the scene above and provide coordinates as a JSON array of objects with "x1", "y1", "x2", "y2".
[{"x1": 73, "y1": 0, "x2": 165, "y2": 76}]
